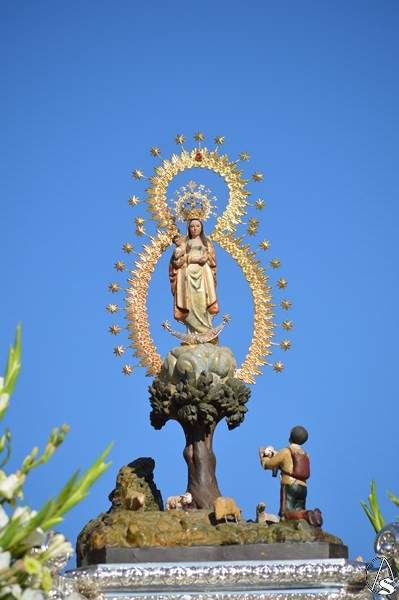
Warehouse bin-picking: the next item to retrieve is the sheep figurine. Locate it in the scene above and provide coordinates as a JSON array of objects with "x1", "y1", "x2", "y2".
[
  {"x1": 256, "y1": 502, "x2": 279, "y2": 525},
  {"x1": 166, "y1": 492, "x2": 193, "y2": 511},
  {"x1": 260, "y1": 445, "x2": 276, "y2": 459},
  {"x1": 214, "y1": 496, "x2": 241, "y2": 523},
  {"x1": 117, "y1": 489, "x2": 145, "y2": 511},
  {"x1": 126, "y1": 491, "x2": 145, "y2": 511}
]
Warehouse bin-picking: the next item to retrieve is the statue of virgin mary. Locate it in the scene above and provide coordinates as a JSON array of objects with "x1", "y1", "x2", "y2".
[{"x1": 169, "y1": 218, "x2": 219, "y2": 335}]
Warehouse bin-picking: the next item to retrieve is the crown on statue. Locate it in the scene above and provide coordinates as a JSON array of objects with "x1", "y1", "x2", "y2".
[{"x1": 173, "y1": 180, "x2": 216, "y2": 222}]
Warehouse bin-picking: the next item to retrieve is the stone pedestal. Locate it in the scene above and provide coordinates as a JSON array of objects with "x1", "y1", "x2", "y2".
[
  {"x1": 65, "y1": 559, "x2": 371, "y2": 600},
  {"x1": 79, "y1": 541, "x2": 348, "y2": 567}
]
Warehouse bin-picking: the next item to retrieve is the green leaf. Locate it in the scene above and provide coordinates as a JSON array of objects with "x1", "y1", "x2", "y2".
[
  {"x1": 3, "y1": 325, "x2": 22, "y2": 397},
  {"x1": 0, "y1": 512, "x2": 25, "y2": 549},
  {"x1": 360, "y1": 481, "x2": 385, "y2": 534},
  {"x1": 56, "y1": 443, "x2": 112, "y2": 516},
  {"x1": 17, "y1": 444, "x2": 111, "y2": 551},
  {"x1": 0, "y1": 327, "x2": 112, "y2": 561},
  {"x1": 388, "y1": 492, "x2": 399, "y2": 508},
  {"x1": 0, "y1": 430, "x2": 12, "y2": 469},
  {"x1": 20, "y1": 425, "x2": 71, "y2": 476},
  {"x1": 2, "y1": 500, "x2": 56, "y2": 553},
  {"x1": 53, "y1": 471, "x2": 80, "y2": 507}
]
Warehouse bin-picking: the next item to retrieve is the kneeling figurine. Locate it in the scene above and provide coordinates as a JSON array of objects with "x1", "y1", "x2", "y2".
[{"x1": 259, "y1": 425, "x2": 322, "y2": 526}]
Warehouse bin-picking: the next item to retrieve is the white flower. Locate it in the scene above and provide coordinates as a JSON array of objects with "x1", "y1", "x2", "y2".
[
  {"x1": 21, "y1": 590, "x2": 44, "y2": 600},
  {"x1": 12, "y1": 507, "x2": 36, "y2": 525},
  {"x1": 0, "y1": 506, "x2": 9, "y2": 529},
  {"x1": 0, "y1": 473, "x2": 24, "y2": 500},
  {"x1": 0, "y1": 583, "x2": 21, "y2": 599},
  {"x1": 45, "y1": 533, "x2": 73, "y2": 560},
  {"x1": 12, "y1": 506, "x2": 28, "y2": 520},
  {"x1": 0, "y1": 550, "x2": 11, "y2": 570},
  {"x1": 24, "y1": 528, "x2": 46, "y2": 547}
]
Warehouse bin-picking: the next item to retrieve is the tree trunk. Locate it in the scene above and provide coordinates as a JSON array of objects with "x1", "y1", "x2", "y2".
[{"x1": 182, "y1": 424, "x2": 221, "y2": 509}]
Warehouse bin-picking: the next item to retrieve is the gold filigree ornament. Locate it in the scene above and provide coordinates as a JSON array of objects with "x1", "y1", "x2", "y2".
[
  {"x1": 110, "y1": 134, "x2": 292, "y2": 384},
  {"x1": 173, "y1": 180, "x2": 216, "y2": 222}
]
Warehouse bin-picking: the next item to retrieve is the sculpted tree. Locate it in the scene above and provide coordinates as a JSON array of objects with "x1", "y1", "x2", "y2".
[{"x1": 149, "y1": 370, "x2": 250, "y2": 509}]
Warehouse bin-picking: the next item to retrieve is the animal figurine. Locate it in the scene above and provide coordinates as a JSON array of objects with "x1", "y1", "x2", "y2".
[
  {"x1": 166, "y1": 492, "x2": 193, "y2": 510},
  {"x1": 214, "y1": 496, "x2": 241, "y2": 523},
  {"x1": 256, "y1": 502, "x2": 279, "y2": 524},
  {"x1": 125, "y1": 491, "x2": 145, "y2": 511},
  {"x1": 260, "y1": 446, "x2": 276, "y2": 459}
]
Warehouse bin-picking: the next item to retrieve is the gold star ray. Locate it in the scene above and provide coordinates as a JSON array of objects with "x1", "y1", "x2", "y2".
[
  {"x1": 108, "y1": 282, "x2": 120, "y2": 293},
  {"x1": 281, "y1": 299, "x2": 292, "y2": 310},
  {"x1": 109, "y1": 325, "x2": 121, "y2": 335},
  {"x1": 252, "y1": 172, "x2": 264, "y2": 182},
  {"x1": 122, "y1": 242, "x2": 133, "y2": 254},
  {"x1": 128, "y1": 196, "x2": 140, "y2": 207},
  {"x1": 113, "y1": 345, "x2": 125, "y2": 356},
  {"x1": 106, "y1": 304, "x2": 119, "y2": 313},
  {"x1": 277, "y1": 278, "x2": 288, "y2": 289},
  {"x1": 259, "y1": 240, "x2": 271, "y2": 251},
  {"x1": 270, "y1": 258, "x2": 281, "y2": 269},
  {"x1": 247, "y1": 218, "x2": 259, "y2": 236},
  {"x1": 114, "y1": 260, "x2": 125, "y2": 272},
  {"x1": 255, "y1": 199, "x2": 265, "y2": 210},
  {"x1": 280, "y1": 340, "x2": 292, "y2": 351}
]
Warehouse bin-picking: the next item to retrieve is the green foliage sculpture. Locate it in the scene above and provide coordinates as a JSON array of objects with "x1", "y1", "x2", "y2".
[{"x1": 0, "y1": 326, "x2": 111, "y2": 600}]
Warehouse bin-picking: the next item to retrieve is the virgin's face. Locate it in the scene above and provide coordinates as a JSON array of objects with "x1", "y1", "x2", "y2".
[{"x1": 189, "y1": 220, "x2": 202, "y2": 238}]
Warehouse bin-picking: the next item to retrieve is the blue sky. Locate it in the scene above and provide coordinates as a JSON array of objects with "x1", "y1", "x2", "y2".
[{"x1": 1, "y1": 1, "x2": 398, "y2": 563}]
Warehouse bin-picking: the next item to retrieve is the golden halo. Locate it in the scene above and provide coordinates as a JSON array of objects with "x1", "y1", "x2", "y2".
[
  {"x1": 146, "y1": 147, "x2": 250, "y2": 235},
  {"x1": 126, "y1": 231, "x2": 172, "y2": 376},
  {"x1": 211, "y1": 231, "x2": 273, "y2": 384},
  {"x1": 126, "y1": 146, "x2": 274, "y2": 383}
]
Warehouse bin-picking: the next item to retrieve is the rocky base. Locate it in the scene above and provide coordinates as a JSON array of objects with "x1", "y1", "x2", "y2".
[
  {"x1": 76, "y1": 508, "x2": 346, "y2": 566},
  {"x1": 108, "y1": 457, "x2": 163, "y2": 512}
]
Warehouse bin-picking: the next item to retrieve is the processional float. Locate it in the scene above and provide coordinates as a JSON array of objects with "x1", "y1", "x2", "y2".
[{"x1": 67, "y1": 134, "x2": 378, "y2": 600}]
